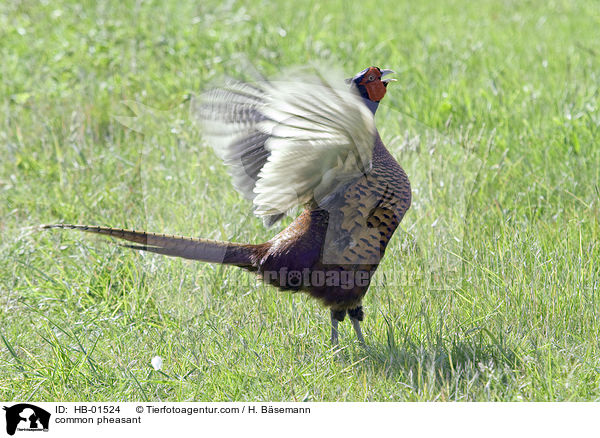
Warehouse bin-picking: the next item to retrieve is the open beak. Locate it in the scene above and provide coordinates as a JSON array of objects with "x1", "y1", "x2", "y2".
[{"x1": 380, "y1": 69, "x2": 397, "y2": 84}]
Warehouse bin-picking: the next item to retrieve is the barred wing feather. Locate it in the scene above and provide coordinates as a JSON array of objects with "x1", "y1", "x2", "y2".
[{"x1": 195, "y1": 68, "x2": 376, "y2": 219}]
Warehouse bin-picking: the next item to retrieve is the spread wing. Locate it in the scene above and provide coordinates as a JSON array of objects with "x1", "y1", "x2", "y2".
[{"x1": 193, "y1": 67, "x2": 376, "y2": 224}]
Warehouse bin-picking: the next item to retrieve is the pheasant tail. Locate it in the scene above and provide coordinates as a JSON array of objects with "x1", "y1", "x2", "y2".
[{"x1": 41, "y1": 224, "x2": 256, "y2": 268}]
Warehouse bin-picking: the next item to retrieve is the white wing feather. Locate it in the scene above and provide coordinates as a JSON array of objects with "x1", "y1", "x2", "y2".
[{"x1": 196, "y1": 67, "x2": 376, "y2": 218}]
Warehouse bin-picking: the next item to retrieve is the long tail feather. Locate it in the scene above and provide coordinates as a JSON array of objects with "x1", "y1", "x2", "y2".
[{"x1": 42, "y1": 224, "x2": 257, "y2": 268}]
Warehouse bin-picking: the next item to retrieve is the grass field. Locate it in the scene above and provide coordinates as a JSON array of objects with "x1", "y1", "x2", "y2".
[{"x1": 1, "y1": 0, "x2": 599, "y2": 401}]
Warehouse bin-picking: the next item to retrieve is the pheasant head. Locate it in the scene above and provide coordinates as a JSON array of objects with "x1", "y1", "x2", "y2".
[{"x1": 347, "y1": 66, "x2": 395, "y2": 114}]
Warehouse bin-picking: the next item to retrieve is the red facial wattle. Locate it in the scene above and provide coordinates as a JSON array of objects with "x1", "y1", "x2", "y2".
[{"x1": 359, "y1": 67, "x2": 387, "y2": 102}]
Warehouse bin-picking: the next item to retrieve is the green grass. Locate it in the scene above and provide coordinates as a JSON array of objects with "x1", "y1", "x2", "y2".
[{"x1": 1, "y1": 0, "x2": 599, "y2": 401}]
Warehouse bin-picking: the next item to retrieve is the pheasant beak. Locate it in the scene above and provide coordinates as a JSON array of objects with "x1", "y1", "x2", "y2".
[{"x1": 380, "y1": 69, "x2": 397, "y2": 85}]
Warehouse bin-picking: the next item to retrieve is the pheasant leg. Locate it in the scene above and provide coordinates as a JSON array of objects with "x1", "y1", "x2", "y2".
[
  {"x1": 330, "y1": 310, "x2": 339, "y2": 346},
  {"x1": 350, "y1": 317, "x2": 366, "y2": 346}
]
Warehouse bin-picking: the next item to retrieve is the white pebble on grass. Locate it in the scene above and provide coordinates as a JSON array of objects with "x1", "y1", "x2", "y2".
[{"x1": 151, "y1": 356, "x2": 163, "y2": 371}]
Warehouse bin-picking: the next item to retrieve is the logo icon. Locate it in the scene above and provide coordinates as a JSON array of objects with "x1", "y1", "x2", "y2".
[{"x1": 3, "y1": 404, "x2": 50, "y2": 436}]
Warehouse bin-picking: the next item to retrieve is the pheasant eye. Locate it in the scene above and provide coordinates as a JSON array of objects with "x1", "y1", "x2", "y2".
[{"x1": 368, "y1": 74, "x2": 375, "y2": 81}]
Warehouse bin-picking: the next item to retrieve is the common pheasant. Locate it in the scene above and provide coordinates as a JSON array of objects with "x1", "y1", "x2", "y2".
[{"x1": 44, "y1": 66, "x2": 411, "y2": 346}]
